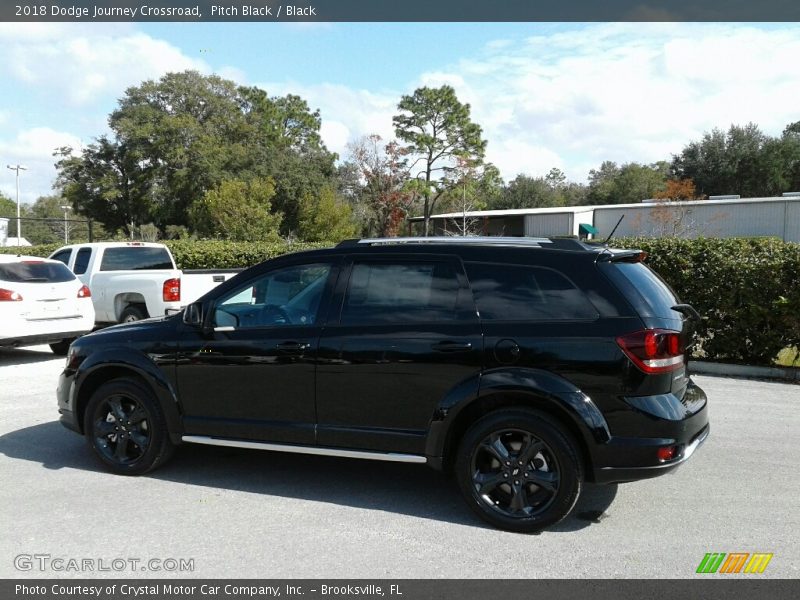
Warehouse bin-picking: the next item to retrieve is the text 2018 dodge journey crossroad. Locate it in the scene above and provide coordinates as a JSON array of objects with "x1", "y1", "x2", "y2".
[{"x1": 58, "y1": 237, "x2": 708, "y2": 532}]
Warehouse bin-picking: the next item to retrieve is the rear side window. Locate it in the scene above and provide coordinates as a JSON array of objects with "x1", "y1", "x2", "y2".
[
  {"x1": 0, "y1": 261, "x2": 76, "y2": 283},
  {"x1": 341, "y1": 261, "x2": 460, "y2": 324},
  {"x1": 73, "y1": 247, "x2": 92, "y2": 275},
  {"x1": 50, "y1": 249, "x2": 71, "y2": 265},
  {"x1": 603, "y1": 262, "x2": 680, "y2": 320},
  {"x1": 465, "y1": 263, "x2": 598, "y2": 321},
  {"x1": 100, "y1": 247, "x2": 173, "y2": 271}
]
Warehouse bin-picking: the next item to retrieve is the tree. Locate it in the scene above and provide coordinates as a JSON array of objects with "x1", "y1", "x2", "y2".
[
  {"x1": 0, "y1": 194, "x2": 17, "y2": 237},
  {"x1": 190, "y1": 178, "x2": 282, "y2": 241},
  {"x1": 55, "y1": 138, "x2": 154, "y2": 237},
  {"x1": 56, "y1": 70, "x2": 336, "y2": 237},
  {"x1": 653, "y1": 179, "x2": 701, "y2": 201},
  {"x1": 587, "y1": 161, "x2": 667, "y2": 204},
  {"x1": 393, "y1": 85, "x2": 487, "y2": 236},
  {"x1": 491, "y1": 174, "x2": 563, "y2": 210},
  {"x1": 296, "y1": 186, "x2": 358, "y2": 242},
  {"x1": 347, "y1": 134, "x2": 413, "y2": 237},
  {"x1": 671, "y1": 123, "x2": 789, "y2": 197}
]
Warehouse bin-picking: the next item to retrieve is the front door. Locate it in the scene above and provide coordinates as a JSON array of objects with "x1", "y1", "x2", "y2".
[{"x1": 177, "y1": 260, "x2": 338, "y2": 443}]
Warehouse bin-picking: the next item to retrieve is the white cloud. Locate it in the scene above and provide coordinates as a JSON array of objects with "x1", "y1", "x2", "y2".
[
  {"x1": 0, "y1": 23, "x2": 209, "y2": 105},
  {"x1": 420, "y1": 23, "x2": 800, "y2": 181},
  {"x1": 260, "y1": 24, "x2": 800, "y2": 184},
  {"x1": 0, "y1": 128, "x2": 84, "y2": 204}
]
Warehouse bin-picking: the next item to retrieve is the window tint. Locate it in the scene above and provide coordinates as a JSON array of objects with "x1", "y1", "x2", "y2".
[
  {"x1": 100, "y1": 247, "x2": 173, "y2": 271},
  {"x1": 214, "y1": 263, "x2": 331, "y2": 329},
  {"x1": 0, "y1": 261, "x2": 76, "y2": 283},
  {"x1": 466, "y1": 263, "x2": 598, "y2": 321},
  {"x1": 341, "y1": 261, "x2": 460, "y2": 324},
  {"x1": 73, "y1": 247, "x2": 92, "y2": 275},
  {"x1": 50, "y1": 249, "x2": 71, "y2": 266},
  {"x1": 605, "y1": 262, "x2": 679, "y2": 320}
]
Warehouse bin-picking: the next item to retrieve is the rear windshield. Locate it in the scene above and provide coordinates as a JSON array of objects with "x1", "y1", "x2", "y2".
[
  {"x1": 100, "y1": 247, "x2": 173, "y2": 271},
  {"x1": 603, "y1": 262, "x2": 680, "y2": 320},
  {"x1": 0, "y1": 261, "x2": 76, "y2": 283}
]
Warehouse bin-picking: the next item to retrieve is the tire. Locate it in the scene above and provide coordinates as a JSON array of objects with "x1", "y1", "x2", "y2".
[
  {"x1": 455, "y1": 409, "x2": 583, "y2": 533},
  {"x1": 49, "y1": 339, "x2": 73, "y2": 355},
  {"x1": 119, "y1": 305, "x2": 147, "y2": 323},
  {"x1": 83, "y1": 377, "x2": 175, "y2": 475}
]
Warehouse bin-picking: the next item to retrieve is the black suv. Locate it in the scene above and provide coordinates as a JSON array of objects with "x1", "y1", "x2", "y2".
[{"x1": 58, "y1": 237, "x2": 709, "y2": 532}]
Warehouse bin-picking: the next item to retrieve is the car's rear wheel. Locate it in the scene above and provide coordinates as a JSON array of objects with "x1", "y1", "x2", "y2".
[
  {"x1": 455, "y1": 409, "x2": 582, "y2": 532},
  {"x1": 120, "y1": 305, "x2": 147, "y2": 323},
  {"x1": 83, "y1": 378, "x2": 174, "y2": 475}
]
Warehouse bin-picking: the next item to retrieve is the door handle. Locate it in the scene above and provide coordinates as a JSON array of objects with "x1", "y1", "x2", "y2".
[
  {"x1": 431, "y1": 341, "x2": 473, "y2": 353},
  {"x1": 276, "y1": 341, "x2": 311, "y2": 353}
]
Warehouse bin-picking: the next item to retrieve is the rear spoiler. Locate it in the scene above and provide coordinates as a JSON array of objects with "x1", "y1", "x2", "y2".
[{"x1": 597, "y1": 249, "x2": 647, "y2": 263}]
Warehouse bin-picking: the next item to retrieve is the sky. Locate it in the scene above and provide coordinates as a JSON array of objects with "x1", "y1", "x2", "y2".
[{"x1": 1, "y1": 21, "x2": 799, "y2": 204}]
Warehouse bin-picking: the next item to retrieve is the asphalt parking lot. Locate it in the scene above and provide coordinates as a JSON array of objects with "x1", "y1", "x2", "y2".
[{"x1": 1, "y1": 345, "x2": 798, "y2": 579}]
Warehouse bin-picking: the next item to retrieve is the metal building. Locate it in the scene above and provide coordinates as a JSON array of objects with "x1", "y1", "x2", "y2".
[{"x1": 411, "y1": 195, "x2": 800, "y2": 242}]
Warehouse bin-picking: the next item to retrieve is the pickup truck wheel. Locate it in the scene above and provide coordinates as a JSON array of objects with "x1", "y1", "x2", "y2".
[
  {"x1": 455, "y1": 409, "x2": 582, "y2": 533},
  {"x1": 120, "y1": 305, "x2": 147, "y2": 323},
  {"x1": 49, "y1": 340, "x2": 72, "y2": 355},
  {"x1": 84, "y1": 378, "x2": 175, "y2": 475}
]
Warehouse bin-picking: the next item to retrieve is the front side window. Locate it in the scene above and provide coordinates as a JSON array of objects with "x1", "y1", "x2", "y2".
[
  {"x1": 341, "y1": 261, "x2": 460, "y2": 324},
  {"x1": 213, "y1": 263, "x2": 331, "y2": 329},
  {"x1": 465, "y1": 263, "x2": 598, "y2": 321}
]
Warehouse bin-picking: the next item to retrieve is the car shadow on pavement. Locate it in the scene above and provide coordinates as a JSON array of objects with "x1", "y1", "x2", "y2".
[
  {"x1": 0, "y1": 347, "x2": 61, "y2": 365},
  {"x1": 0, "y1": 421, "x2": 618, "y2": 533}
]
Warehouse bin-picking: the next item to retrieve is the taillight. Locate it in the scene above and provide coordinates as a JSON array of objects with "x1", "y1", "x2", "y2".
[
  {"x1": 0, "y1": 288, "x2": 23, "y2": 301},
  {"x1": 77, "y1": 285, "x2": 91, "y2": 298},
  {"x1": 616, "y1": 329, "x2": 684, "y2": 374},
  {"x1": 163, "y1": 278, "x2": 181, "y2": 302}
]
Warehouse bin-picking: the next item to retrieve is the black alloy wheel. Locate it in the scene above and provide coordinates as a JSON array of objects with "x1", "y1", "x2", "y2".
[
  {"x1": 456, "y1": 409, "x2": 582, "y2": 532},
  {"x1": 471, "y1": 429, "x2": 560, "y2": 518},
  {"x1": 84, "y1": 378, "x2": 175, "y2": 475}
]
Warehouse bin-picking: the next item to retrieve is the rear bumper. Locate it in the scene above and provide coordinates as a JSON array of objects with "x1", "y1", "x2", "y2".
[
  {"x1": 0, "y1": 328, "x2": 92, "y2": 348},
  {"x1": 593, "y1": 423, "x2": 709, "y2": 483},
  {"x1": 591, "y1": 379, "x2": 709, "y2": 483}
]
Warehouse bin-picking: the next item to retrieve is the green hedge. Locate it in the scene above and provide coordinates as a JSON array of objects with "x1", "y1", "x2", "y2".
[
  {"x1": 165, "y1": 240, "x2": 330, "y2": 269},
  {"x1": 4, "y1": 236, "x2": 798, "y2": 366},
  {"x1": 0, "y1": 240, "x2": 331, "y2": 269},
  {"x1": 615, "y1": 237, "x2": 800, "y2": 366}
]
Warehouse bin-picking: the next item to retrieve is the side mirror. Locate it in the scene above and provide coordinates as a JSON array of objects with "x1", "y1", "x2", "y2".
[{"x1": 182, "y1": 302, "x2": 203, "y2": 326}]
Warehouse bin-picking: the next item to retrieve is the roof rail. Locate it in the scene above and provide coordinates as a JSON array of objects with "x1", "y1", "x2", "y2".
[{"x1": 339, "y1": 236, "x2": 555, "y2": 247}]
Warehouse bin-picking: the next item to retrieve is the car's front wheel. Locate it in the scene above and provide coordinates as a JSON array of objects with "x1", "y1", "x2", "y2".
[
  {"x1": 455, "y1": 409, "x2": 582, "y2": 532},
  {"x1": 49, "y1": 339, "x2": 72, "y2": 355},
  {"x1": 83, "y1": 378, "x2": 175, "y2": 475}
]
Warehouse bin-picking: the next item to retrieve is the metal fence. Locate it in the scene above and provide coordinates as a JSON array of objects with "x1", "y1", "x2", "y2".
[{"x1": 2, "y1": 216, "x2": 95, "y2": 246}]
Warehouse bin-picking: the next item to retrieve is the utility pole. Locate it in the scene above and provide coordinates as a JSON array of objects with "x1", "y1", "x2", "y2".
[{"x1": 6, "y1": 164, "x2": 27, "y2": 246}]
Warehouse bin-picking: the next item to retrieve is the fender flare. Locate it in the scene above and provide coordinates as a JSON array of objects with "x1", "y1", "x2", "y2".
[
  {"x1": 72, "y1": 347, "x2": 183, "y2": 442},
  {"x1": 425, "y1": 367, "x2": 610, "y2": 463}
]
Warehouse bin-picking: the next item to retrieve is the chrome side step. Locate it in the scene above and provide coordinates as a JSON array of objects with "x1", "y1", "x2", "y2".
[{"x1": 181, "y1": 435, "x2": 428, "y2": 464}]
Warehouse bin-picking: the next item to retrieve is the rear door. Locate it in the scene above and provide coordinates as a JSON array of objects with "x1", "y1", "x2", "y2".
[{"x1": 315, "y1": 254, "x2": 482, "y2": 454}]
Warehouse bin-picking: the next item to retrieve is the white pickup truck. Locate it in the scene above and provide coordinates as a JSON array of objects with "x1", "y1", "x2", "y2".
[{"x1": 49, "y1": 242, "x2": 241, "y2": 324}]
